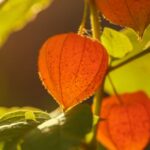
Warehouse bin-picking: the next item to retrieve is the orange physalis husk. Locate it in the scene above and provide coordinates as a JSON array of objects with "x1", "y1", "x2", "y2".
[
  {"x1": 38, "y1": 33, "x2": 108, "y2": 110},
  {"x1": 97, "y1": 91, "x2": 150, "y2": 150},
  {"x1": 95, "y1": 0, "x2": 150, "y2": 36}
]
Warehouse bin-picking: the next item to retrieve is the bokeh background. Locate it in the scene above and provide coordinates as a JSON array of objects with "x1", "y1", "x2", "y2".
[{"x1": 0, "y1": 0, "x2": 117, "y2": 111}]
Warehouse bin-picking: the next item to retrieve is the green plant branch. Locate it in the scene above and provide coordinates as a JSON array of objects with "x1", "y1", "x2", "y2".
[
  {"x1": 109, "y1": 47, "x2": 150, "y2": 72},
  {"x1": 78, "y1": 0, "x2": 88, "y2": 35},
  {"x1": 93, "y1": 86, "x2": 104, "y2": 116},
  {"x1": 107, "y1": 74, "x2": 123, "y2": 104},
  {"x1": 87, "y1": 0, "x2": 103, "y2": 149},
  {"x1": 89, "y1": 0, "x2": 103, "y2": 117},
  {"x1": 89, "y1": 0, "x2": 102, "y2": 39}
]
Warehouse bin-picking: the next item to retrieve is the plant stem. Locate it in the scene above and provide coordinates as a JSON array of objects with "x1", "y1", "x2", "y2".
[
  {"x1": 87, "y1": 0, "x2": 103, "y2": 149},
  {"x1": 107, "y1": 74, "x2": 123, "y2": 104},
  {"x1": 109, "y1": 48, "x2": 150, "y2": 72},
  {"x1": 93, "y1": 86, "x2": 104, "y2": 116},
  {"x1": 89, "y1": 0, "x2": 103, "y2": 116},
  {"x1": 78, "y1": 0, "x2": 88, "y2": 35},
  {"x1": 89, "y1": 0, "x2": 102, "y2": 39}
]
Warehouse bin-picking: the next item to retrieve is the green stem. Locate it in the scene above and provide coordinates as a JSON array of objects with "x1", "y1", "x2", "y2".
[
  {"x1": 107, "y1": 74, "x2": 123, "y2": 104},
  {"x1": 89, "y1": 0, "x2": 103, "y2": 116},
  {"x1": 89, "y1": 0, "x2": 102, "y2": 39},
  {"x1": 87, "y1": 0, "x2": 103, "y2": 149},
  {"x1": 78, "y1": 0, "x2": 88, "y2": 35},
  {"x1": 93, "y1": 86, "x2": 104, "y2": 116},
  {"x1": 109, "y1": 48, "x2": 150, "y2": 72}
]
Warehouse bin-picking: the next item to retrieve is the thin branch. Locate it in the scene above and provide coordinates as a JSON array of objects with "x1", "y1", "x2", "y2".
[
  {"x1": 78, "y1": 0, "x2": 88, "y2": 35},
  {"x1": 107, "y1": 74, "x2": 123, "y2": 104},
  {"x1": 109, "y1": 47, "x2": 150, "y2": 72},
  {"x1": 87, "y1": 0, "x2": 103, "y2": 149},
  {"x1": 89, "y1": 0, "x2": 102, "y2": 39}
]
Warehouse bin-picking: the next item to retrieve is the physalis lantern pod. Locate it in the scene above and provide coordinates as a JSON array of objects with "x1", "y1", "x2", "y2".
[
  {"x1": 97, "y1": 91, "x2": 150, "y2": 150},
  {"x1": 38, "y1": 33, "x2": 108, "y2": 110},
  {"x1": 95, "y1": 0, "x2": 150, "y2": 36}
]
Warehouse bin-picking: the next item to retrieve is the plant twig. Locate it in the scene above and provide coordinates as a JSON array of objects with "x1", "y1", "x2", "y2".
[
  {"x1": 89, "y1": 0, "x2": 102, "y2": 40},
  {"x1": 109, "y1": 48, "x2": 150, "y2": 72},
  {"x1": 78, "y1": 0, "x2": 88, "y2": 35},
  {"x1": 89, "y1": 0, "x2": 103, "y2": 117},
  {"x1": 93, "y1": 85, "x2": 104, "y2": 116},
  {"x1": 87, "y1": 0, "x2": 103, "y2": 149},
  {"x1": 107, "y1": 74, "x2": 123, "y2": 104}
]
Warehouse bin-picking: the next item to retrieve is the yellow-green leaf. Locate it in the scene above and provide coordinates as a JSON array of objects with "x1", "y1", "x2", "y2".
[
  {"x1": 25, "y1": 111, "x2": 36, "y2": 121},
  {"x1": 0, "y1": 0, "x2": 53, "y2": 47},
  {"x1": 105, "y1": 53, "x2": 150, "y2": 96},
  {"x1": 121, "y1": 25, "x2": 150, "y2": 53},
  {"x1": 101, "y1": 28, "x2": 133, "y2": 58},
  {"x1": 105, "y1": 26, "x2": 150, "y2": 96}
]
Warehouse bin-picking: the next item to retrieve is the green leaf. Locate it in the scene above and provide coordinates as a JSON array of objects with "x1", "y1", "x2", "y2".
[
  {"x1": 105, "y1": 52, "x2": 150, "y2": 96},
  {"x1": 0, "y1": 107, "x2": 50, "y2": 149},
  {"x1": 0, "y1": 107, "x2": 41, "y2": 117},
  {"x1": 0, "y1": 0, "x2": 53, "y2": 47},
  {"x1": 101, "y1": 27, "x2": 133, "y2": 58},
  {"x1": 0, "y1": 109, "x2": 50, "y2": 141},
  {"x1": 21, "y1": 104, "x2": 93, "y2": 150},
  {"x1": 105, "y1": 26, "x2": 150, "y2": 96},
  {"x1": 25, "y1": 111, "x2": 37, "y2": 121},
  {"x1": 121, "y1": 25, "x2": 150, "y2": 53}
]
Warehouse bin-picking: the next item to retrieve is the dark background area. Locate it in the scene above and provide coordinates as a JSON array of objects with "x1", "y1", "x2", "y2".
[{"x1": 0, "y1": 0, "x2": 85, "y2": 111}]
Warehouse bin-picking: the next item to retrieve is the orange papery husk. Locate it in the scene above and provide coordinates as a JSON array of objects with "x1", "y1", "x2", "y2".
[
  {"x1": 38, "y1": 33, "x2": 108, "y2": 110},
  {"x1": 95, "y1": 0, "x2": 150, "y2": 36},
  {"x1": 97, "y1": 91, "x2": 150, "y2": 150}
]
